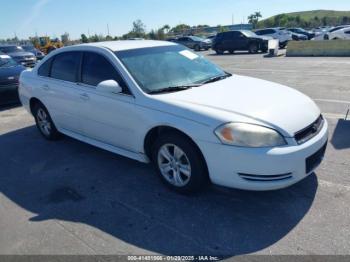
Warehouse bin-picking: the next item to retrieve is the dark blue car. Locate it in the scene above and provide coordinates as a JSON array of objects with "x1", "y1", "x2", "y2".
[{"x1": 0, "y1": 52, "x2": 26, "y2": 105}]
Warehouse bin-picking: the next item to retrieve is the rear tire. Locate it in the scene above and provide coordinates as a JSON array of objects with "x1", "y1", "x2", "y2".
[
  {"x1": 279, "y1": 43, "x2": 287, "y2": 49},
  {"x1": 261, "y1": 47, "x2": 268, "y2": 53},
  {"x1": 152, "y1": 132, "x2": 209, "y2": 193},
  {"x1": 33, "y1": 103, "x2": 61, "y2": 140},
  {"x1": 248, "y1": 43, "x2": 258, "y2": 54},
  {"x1": 215, "y1": 49, "x2": 224, "y2": 55}
]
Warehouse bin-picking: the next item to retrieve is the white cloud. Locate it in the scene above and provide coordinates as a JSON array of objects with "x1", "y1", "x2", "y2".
[{"x1": 18, "y1": 0, "x2": 51, "y2": 35}]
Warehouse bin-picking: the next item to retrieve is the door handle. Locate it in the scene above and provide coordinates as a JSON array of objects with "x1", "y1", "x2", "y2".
[
  {"x1": 41, "y1": 84, "x2": 50, "y2": 91},
  {"x1": 79, "y1": 93, "x2": 90, "y2": 101}
]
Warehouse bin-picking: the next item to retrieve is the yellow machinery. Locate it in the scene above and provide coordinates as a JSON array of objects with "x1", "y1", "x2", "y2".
[{"x1": 33, "y1": 37, "x2": 63, "y2": 54}]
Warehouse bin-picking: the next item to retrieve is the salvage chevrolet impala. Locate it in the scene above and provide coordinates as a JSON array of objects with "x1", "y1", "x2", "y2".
[{"x1": 19, "y1": 41, "x2": 328, "y2": 193}]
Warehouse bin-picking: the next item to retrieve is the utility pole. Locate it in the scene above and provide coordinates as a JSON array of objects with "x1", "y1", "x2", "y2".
[
  {"x1": 232, "y1": 14, "x2": 234, "y2": 25},
  {"x1": 107, "y1": 23, "x2": 110, "y2": 36}
]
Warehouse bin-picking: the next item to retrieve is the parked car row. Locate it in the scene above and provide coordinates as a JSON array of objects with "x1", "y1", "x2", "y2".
[
  {"x1": 170, "y1": 24, "x2": 350, "y2": 56},
  {"x1": 0, "y1": 45, "x2": 45, "y2": 67},
  {"x1": 0, "y1": 52, "x2": 26, "y2": 105},
  {"x1": 168, "y1": 36, "x2": 212, "y2": 51}
]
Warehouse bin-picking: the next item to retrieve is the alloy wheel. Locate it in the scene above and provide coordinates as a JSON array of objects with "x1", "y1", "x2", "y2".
[
  {"x1": 157, "y1": 144, "x2": 192, "y2": 187},
  {"x1": 36, "y1": 108, "x2": 52, "y2": 136}
]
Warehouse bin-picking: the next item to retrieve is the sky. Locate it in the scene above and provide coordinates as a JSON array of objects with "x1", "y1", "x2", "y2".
[{"x1": 1, "y1": 0, "x2": 350, "y2": 40}]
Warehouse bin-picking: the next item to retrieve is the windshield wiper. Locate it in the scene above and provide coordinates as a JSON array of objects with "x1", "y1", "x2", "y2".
[
  {"x1": 148, "y1": 84, "x2": 200, "y2": 94},
  {"x1": 201, "y1": 72, "x2": 232, "y2": 85}
]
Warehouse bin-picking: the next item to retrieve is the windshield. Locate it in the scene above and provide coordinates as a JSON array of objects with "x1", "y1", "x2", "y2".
[
  {"x1": 0, "y1": 46, "x2": 24, "y2": 53},
  {"x1": 0, "y1": 55, "x2": 18, "y2": 67},
  {"x1": 22, "y1": 46, "x2": 34, "y2": 51},
  {"x1": 241, "y1": 30, "x2": 257, "y2": 37},
  {"x1": 116, "y1": 45, "x2": 227, "y2": 94},
  {"x1": 190, "y1": 36, "x2": 205, "y2": 41}
]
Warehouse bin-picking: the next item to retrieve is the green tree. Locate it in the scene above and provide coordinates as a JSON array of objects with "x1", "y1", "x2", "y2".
[
  {"x1": 61, "y1": 32, "x2": 70, "y2": 45},
  {"x1": 131, "y1": 19, "x2": 146, "y2": 37},
  {"x1": 170, "y1": 24, "x2": 191, "y2": 34},
  {"x1": 248, "y1": 11, "x2": 262, "y2": 28},
  {"x1": 105, "y1": 35, "x2": 113, "y2": 41},
  {"x1": 81, "y1": 34, "x2": 89, "y2": 43},
  {"x1": 162, "y1": 24, "x2": 170, "y2": 33},
  {"x1": 217, "y1": 25, "x2": 228, "y2": 33}
]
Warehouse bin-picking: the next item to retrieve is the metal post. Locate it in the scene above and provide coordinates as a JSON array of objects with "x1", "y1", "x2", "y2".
[{"x1": 345, "y1": 109, "x2": 349, "y2": 120}]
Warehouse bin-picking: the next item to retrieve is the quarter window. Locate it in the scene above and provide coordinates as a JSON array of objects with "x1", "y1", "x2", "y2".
[
  {"x1": 38, "y1": 57, "x2": 53, "y2": 77},
  {"x1": 81, "y1": 52, "x2": 126, "y2": 90},
  {"x1": 50, "y1": 52, "x2": 81, "y2": 82}
]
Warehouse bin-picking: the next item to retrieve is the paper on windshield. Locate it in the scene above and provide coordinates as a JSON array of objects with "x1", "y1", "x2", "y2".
[
  {"x1": 179, "y1": 50, "x2": 199, "y2": 60},
  {"x1": 0, "y1": 55, "x2": 11, "y2": 59}
]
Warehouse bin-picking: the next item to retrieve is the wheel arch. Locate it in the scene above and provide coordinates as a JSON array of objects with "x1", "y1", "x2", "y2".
[
  {"x1": 29, "y1": 97, "x2": 44, "y2": 115},
  {"x1": 143, "y1": 125, "x2": 208, "y2": 170}
]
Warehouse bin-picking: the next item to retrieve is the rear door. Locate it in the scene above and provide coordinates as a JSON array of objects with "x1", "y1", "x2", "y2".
[
  {"x1": 77, "y1": 51, "x2": 140, "y2": 151},
  {"x1": 221, "y1": 32, "x2": 234, "y2": 50},
  {"x1": 232, "y1": 31, "x2": 249, "y2": 50},
  {"x1": 37, "y1": 51, "x2": 85, "y2": 134}
]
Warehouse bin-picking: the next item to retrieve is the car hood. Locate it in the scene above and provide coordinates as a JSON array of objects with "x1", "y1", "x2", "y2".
[
  {"x1": 8, "y1": 52, "x2": 34, "y2": 58},
  {"x1": 0, "y1": 65, "x2": 25, "y2": 79},
  {"x1": 152, "y1": 75, "x2": 320, "y2": 137}
]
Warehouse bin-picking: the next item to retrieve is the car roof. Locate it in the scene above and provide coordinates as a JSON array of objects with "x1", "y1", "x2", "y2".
[{"x1": 81, "y1": 40, "x2": 176, "y2": 51}]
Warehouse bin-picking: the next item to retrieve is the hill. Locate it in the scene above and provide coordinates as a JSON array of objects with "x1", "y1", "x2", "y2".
[{"x1": 258, "y1": 10, "x2": 350, "y2": 28}]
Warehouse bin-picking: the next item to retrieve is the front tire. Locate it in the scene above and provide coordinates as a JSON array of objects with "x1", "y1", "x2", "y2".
[
  {"x1": 194, "y1": 45, "x2": 200, "y2": 52},
  {"x1": 33, "y1": 103, "x2": 61, "y2": 140},
  {"x1": 152, "y1": 132, "x2": 208, "y2": 193}
]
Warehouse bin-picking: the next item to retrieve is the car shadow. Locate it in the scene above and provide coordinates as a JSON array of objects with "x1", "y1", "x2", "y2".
[
  {"x1": 0, "y1": 126, "x2": 318, "y2": 256},
  {"x1": 331, "y1": 119, "x2": 350, "y2": 150},
  {"x1": 0, "y1": 102, "x2": 21, "y2": 112}
]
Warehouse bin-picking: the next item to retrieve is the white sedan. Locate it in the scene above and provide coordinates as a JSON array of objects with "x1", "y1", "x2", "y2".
[
  {"x1": 326, "y1": 27, "x2": 350, "y2": 40},
  {"x1": 19, "y1": 41, "x2": 328, "y2": 193}
]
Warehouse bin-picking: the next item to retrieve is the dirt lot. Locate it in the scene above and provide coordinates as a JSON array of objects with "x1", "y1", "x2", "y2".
[{"x1": 0, "y1": 51, "x2": 349, "y2": 256}]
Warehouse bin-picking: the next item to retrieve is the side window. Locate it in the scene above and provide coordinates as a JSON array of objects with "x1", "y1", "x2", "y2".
[
  {"x1": 81, "y1": 52, "x2": 127, "y2": 91},
  {"x1": 38, "y1": 57, "x2": 53, "y2": 77},
  {"x1": 224, "y1": 32, "x2": 235, "y2": 39},
  {"x1": 231, "y1": 32, "x2": 239, "y2": 39},
  {"x1": 255, "y1": 30, "x2": 264, "y2": 35},
  {"x1": 345, "y1": 30, "x2": 350, "y2": 34},
  {"x1": 51, "y1": 52, "x2": 81, "y2": 82}
]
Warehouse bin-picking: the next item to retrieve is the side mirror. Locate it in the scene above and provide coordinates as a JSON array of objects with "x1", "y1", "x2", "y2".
[{"x1": 96, "y1": 80, "x2": 122, "y2": 94}]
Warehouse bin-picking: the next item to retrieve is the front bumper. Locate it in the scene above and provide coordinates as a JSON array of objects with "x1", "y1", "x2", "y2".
[
  {"x1": 200, "y1": 43, "x2": 212, "y2": 49},
  {"x1": 14, "y1": 58, "x2": 37, "y2": 67},
  {"x1": 196, "y1": 119, "x2": 329, "y2": 191}
]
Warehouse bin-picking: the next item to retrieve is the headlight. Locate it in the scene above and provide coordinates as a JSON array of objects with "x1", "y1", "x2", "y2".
[{"x1": 214, "y1": 123, "x2": 286, "y2": 148}]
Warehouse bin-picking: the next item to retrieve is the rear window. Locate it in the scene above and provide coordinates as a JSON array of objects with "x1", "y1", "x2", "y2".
[{"x1": 50, "y1": 52, "x2": 81, "y2": 82}]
